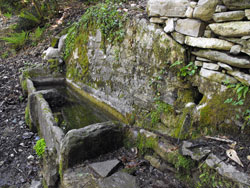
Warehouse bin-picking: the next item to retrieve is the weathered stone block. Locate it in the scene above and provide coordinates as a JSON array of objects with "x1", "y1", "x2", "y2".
[
  {"x1": 202, "y1": 63, "x2": 220, "y2": 70},
  {"x1": 209, "y1": 21, "x2": 250, "y2": 37},
  {"x1": 213, "y1": 11, "x2": 245, "y2": 22},
  {"x1": 215, "y1": 5, "x2": 227, "y2": 13},
  {"x1": 171, "y1": 32, "x2": 185, "y2": 44},
  {"x1": 193, "y1": 0, "x2": 219, "y2": 21},
  {"x1": 199, "y1": 68, "x2": 237, "y2": 84},
  {"x1": 228, "y1": 70, "x2": 250, "y2": 86},
  {"x1": 222, "y1": 0, "x2": 250, "y2": 10},
  {"x1": 175, "y1": 19, "x2": 205, "y2": 37},
  {"x1": 185, "y1": 36, "x2": 234, "y2": 50},
  {"x1": 230, "y1": 45, "x2": 242, "y2": 55},
  {"x1": 150, "y1": 17, "x2": 164, "y2": 24},
  {"x1": 147, "y1": 0, "x2": 189, "y2": 17},
  {"x1": 192, "y1": 50, "x2": 250, "y2": 68},
  {"x1": 246, "y1": 9, "x2": 250, "y2": 20}
]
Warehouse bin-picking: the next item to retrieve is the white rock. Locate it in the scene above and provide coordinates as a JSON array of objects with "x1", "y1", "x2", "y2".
[
  {"x1": 42, "y1": 47, "x2": 60, "y2": 60},
  {"x1": 164, "y1": 18, "x2": 175, "y2": 33},
  {"x1": 204, "y1": 30, "x2": 212, "y2": 38},
  {"x1": 27, "y1": 155, "x2": 35, "y2": 160},
  {"x1": 190, "y1": 2, "x2": 197, "y2": 8},
  {"x1": 202, "y1": 62, "x2": 219, "y2": 70},
  {"x1": 218, "y1": 62, "x2": 233, "y2": 71},
  {"x1": 193, "y1": 0, "x2": 219, "y2": 21},
  {"x1": 185, "y1": 36, "x2": 234, "y2": 50},
  {"x1": 196, "y1": 57, "x2": 212, "y2": 62},
  {"x1": 58, "y1": 34, "x2": 67, "y2": 52},
  {"x1": 185, "y1": 7, "x2": 193, "y2": 18},
  {"x1": 10, "y1": 154, "x2": 14, "y2": 158},
  {"x1": 230, "y1": 45, "x2": 242, "y2": 55}
]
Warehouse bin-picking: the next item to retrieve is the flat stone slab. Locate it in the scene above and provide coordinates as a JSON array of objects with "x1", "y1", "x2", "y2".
[
  {"x1": 192, "y1": 50, "x2": 250, "y2": 68},
  {"x1": 202, "y1": 63, "x2": 219, "y2": 70},
  {"x1": 227, "y1": 70, "x2": 250, "y2": 86},
  {"x1": 218, "y1": 62, "x2": 233, "y2": 71},
  {"x1": 185, "y1": 36, "x2": 233, "y2": 50},
  {"x1": 222, "y1": 0, "x2": 250, "y2": 10},
  {"x1": 209, "y1": 21, "x2": 250, "y2": 37},
  {"x1": 89, "y1": 159, "x2": 121, "y2": 178},
  {"x1": 199, "y1": 68, "x2": 237, "y2": 84},
  {"x1": 99, "y1": 172, "x2": 139, "y2": 188},
  {"x1": 213, "y1": 11, "x2": 245, "y2": 23},
  {"x1": 175, "y1": 19, "x2": 205, "y2": 37},
  {"x1": 147, "y1": 0, "x2": 189, "y2": 17}
]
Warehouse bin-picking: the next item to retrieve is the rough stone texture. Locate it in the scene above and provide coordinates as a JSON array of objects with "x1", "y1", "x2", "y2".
[
  {"x1": 42, "y1": 149, "x2": 59, "y2": 188},
  {"x1": 206, "y1": 154, "x2": 250, "y2": 187},
  {"x1": 185, "y1": 7, "x2": 193, "y2": 18},
  {"x1": 171, "y1": 32, "x2": 185, "y2": 44},
  {"x1": 199, "y1": 68, "x2": 237, "y2": 84},
  {"x1": 181, "y1": 141, "x2": 211, "y2": 161},
  {"x1": 175, "y1": 19, "x2": 205, "y2": 37},
  {"x1": 89, "y1": 159, "x2": 121, "y2": 178},
  {"x1": 215, "y1": 5, "x2": 227, "y2": 13},
  {"x1": 230, "y1": 45, "x2": 242, "y2": 55},
  {"x1": 193, "y1": 0, "x2": 219, "y2": 21},
  {"x1": 150, "y1": 17, "x2": 164, "y2": 24},
  {"x1": 246, "y1": 9, "x2": 250, "y2": 20},
  {"x1": 202, "y1": 63, "x2": 219, "y2": 70},
  {"x1": 67, "y1": 18, "x2": 185, "y2": 115},
  {"x1": 194, "y1": 61, "x2": 203, "y2": 67},
  {"x1": 209, "y1": 21, "x2": 250, "y2": 37},
  {"x1": 164, "y1": 18, "x2": 174, "y2": 33},
  {"x1": 62, "y1": 166, "x2": 99, "y2": 188},
  {"x1": 222, "y1": 0, "x2": 250, "y2": 10},
  {"x1": 192, "y1": 50, "x2": 250, "y2": 68},
  {"x1": 204, "y1": 30, "x2": 212, "y2": 38},
  {"x1": 196, "y1": 57, "x2": 213, "y2": 62},
  {"x1": 144, "y1": 155, "x2": 176, "y2": 172},
  {"x1": 213, "y1": 11, "x2": 245, "y2": 22},
  {"x1": 147, "y1": 0, "x2": 189, "y2": 17},
  {"x1": 218, "y1": 62, "x2": 233, "y2": 71},
  {"x1": 60, "y1": 122, "x2": 124, "y2": 173},
  {"x1": 185, "y1": 36, "x2": 234, "y2": 50},
  {"x1": 99, "y1": 172, "x2": 138, "y2": 188},
  {"x1": 30, "y1": 180, "x2": 42, "y2": 188},
  {"x1": 227, "y1": 70, "x2": 250, "y2": 86}
]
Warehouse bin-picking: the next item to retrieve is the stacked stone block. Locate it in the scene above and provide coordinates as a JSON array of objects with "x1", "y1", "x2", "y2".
[{"x1": 148, "y1": 0, "x2": 250, "y2": 85}]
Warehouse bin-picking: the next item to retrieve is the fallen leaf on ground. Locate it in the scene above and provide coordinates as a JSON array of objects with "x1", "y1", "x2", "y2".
[{"x1": 226, "y1": 149, "x2": 244, "y2": 167}]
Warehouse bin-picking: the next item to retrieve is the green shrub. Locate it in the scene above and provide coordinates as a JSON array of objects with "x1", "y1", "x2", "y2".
[{"x1": 34, "y1": 138, "x2": 46, "y2": 157}]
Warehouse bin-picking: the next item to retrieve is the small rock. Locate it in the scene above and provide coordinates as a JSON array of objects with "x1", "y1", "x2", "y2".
[
  {"x1": 18, "y1": 149, "x2": 23, "y2": 152},
  {"x1": 171, "y1": 32, "x2": 185, "y2": 44},
  {"x1": 12, "y1": 119, "x2": 17, "y2": 123},
  {"x1": 30, "y1": 180, "x2": 42, "y2": 188},
  {"x1": 247, "y1": 155, "x2": 250, "y2": 161},
  {"x1": 22, "y1": 132, "x2": 34, "y2": 139},
  {"x1": 131, "y1": 4, "x2": 136, "y2": 8},
  {"x1": 185, "y1": 7, "x2": 193, "y2": 18},
  {"x1": 20, "y1": 143, "x2": 26, "y2": 147},
  {"x1": 246, "y1": 9, "x2": 250, "y2": 20},
  {"x1": 27, "y1": 155, "x2": 34, "y2": 160},
  {"x1": 0, "y1": 161, "x2": 4, "y2": 166},
  {"x1": 190, "y1": 1, "x2": 197, "y2": 8},
  {"x1": 215, "y1": 5, "x2": 227, "y2": 13},
  {"x1": 204, "y1": 30, "x2": 212, "y2": 38},
  {"x1": 202, "y1": 63, "x2": 219, "y2": 70},
  {"x1": 195, "y1": 61, "x2": 203, "y2": 67},
  {"x1": 19, "y1": 120, "x2": 24, "y2": 126},
  {"x1": 230, "y1": 45, "x2": 242, "y2": 55},
  {"x1": 218, "y1": 62, "x2": 233, "y2": 71},
  {"x1": 164, "y1": 18, "x2": 175, "y2": 33},
  {"x1": 10, "y1": 154, "x2": 14, "y2": 158}
]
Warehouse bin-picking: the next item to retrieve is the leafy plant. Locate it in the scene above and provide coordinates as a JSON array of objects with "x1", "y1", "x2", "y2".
[
  {"x1": 34, "y1": 138, "x2": 46, "y2": 157},
  {"x1": 3, "y1": 12, "x2": 12, "y2": 19},
  {"x1": 30, "y1": 26, "x2": 44, "y2": 45},
  {"x1": 1, "y1": 31, "x2": 28, "y2": 49},
  {"x1": 170, "y1": 61, "x2": 197, "y2": 77},
  {"x1": 19, "y1": 11, "x2": 41, "y2": 24}
]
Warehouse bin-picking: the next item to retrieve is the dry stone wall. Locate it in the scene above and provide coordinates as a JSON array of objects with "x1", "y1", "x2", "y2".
[{"x1": 148, "y1": 0, "x2": 250, "y2": 86}]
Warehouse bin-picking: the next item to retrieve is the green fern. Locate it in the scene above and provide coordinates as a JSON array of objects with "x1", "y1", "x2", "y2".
[
  {"x1": 30, "y1": 27, "x2": 44, "y2": 41},
  {"x1": 19, "y1": 11, "x2": 41, "y2": 24},
  {"x1": 1, "y1": 31, "x2": 28, "y2": 49}
]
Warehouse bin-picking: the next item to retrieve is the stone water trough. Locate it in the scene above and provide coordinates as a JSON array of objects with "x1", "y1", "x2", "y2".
[{"x1": 20, "y1": 66, "x2": 138, "y2": 187}]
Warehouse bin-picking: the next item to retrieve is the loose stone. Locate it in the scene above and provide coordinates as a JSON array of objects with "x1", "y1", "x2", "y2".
[
  {"x1": 202, "y1": 63, "x2": 220, "y2": 70},
  {"x1": 175, "y1": 19, "x2": 205, "y2": 37},
  {"x1": 164, "y1": 18, "x2": 174, "y2": 33},
  {"x1": 193, "y1": 0, "x2": 219, "y2": 21},
  {"x1": 213, "y1": 11, "x2": 245, "y2": 23},
  {"x1": 230, "y1": 45, "x2": 242, "y2": 55}
]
